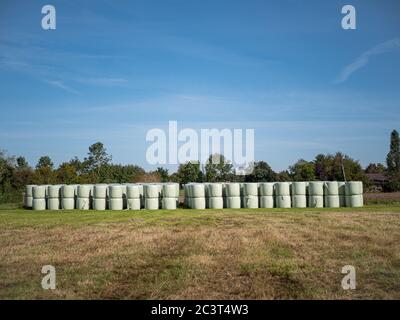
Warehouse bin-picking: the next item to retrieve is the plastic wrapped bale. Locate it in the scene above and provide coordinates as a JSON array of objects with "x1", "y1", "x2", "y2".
[
  {"x1": 207, "y1": 197, "x2": 223, "y2": 209},
  {"x1": 291, "y1": 182, "x2": 306, "y2": 208},
  {"x1": 125, "y1": 185, "x2": 140, "y2": 210},
  {"x1": 206, "y1": 183, "x2": 223, "y2": 209},
  {"x1": 226, "y1": 183, "x2": 240, "y2": 197},
  {"x1": 259, "y1": 196, "x2": 274, "y2": 208},
  {"x1": 325, "y1": 195, "x2": 340, "y2": 208},
  {"x1": 345, "y1": 181, "x2": 363, "y2": 195},
  {"x1": 324, "y1": 181, "x2": 339, "y2": 196},
  {"x1": 345, "y1": 194, "x2": 364, "y2": 207},
  {"x1": 76, "y1": 185, "x2": 92, "y2": 210},
  {"x1": 243, "y1": 196, "x2": 258, "y2": 208},
  {"x1": 32, "y1": 186, "x2": 46, "y2": 210},
  {"x1": 32, "y1": 198, "x2": 46, "y2": 210},
  {"x1": 344, "y1": 181, "x2": 363, "y2": 207},
  {"x1": 308, "y1": 182, "x2": 324, "y2": 196},
  {"x1": 162, "y1": 197, "x2": 176, "y2": 210},
  {"x1": 127, "y1": 185, "x2": 140, "y2": 199},
  {"x1": 161, "y1": 183, "x2": 177, "y2": 198},
  {"x1": 243, "y1": 183, "x2": 258, "y2": 197},
  {"x1": 191, "y1": 184, "x2": 205, "y2": 198},
  {"x1": 208, "y1": 183, "x2": 223, "y2": 197},
  {"x1": 292, "y1": 195, "x2": 306, "y2": 208},
  {"x1": 145, "y1": 198, "x2": 159, "y2": 210},
  {"x1": 92, "y1": 198, "x2": 106, "y2": 210},
  {"x1": 276, "y1": 195, "x2": 291, "y2": 208},
  {"x1": 127, "y1": 198, "x2": 141, "y2": 210},
  {"x1": 61, "y1": 185, "x2": 75, "y2": 209},
  {"x1": 25, "y1": 184, "x2": 36, "y2": 208},
  {"x1": 76, "y1": 197, "x2": 90, "y2": 210},
  {"x1": 258, "y1": 183, "x2": 275, "y2": 196},
  {"x1": 324, "y1": 181, "x2": 339, "y2": 208},
  {"x1": 108, "y1": 185, "x2": 123, "y2": 210},
  {"x1": 308, "y1": 195, "x2": 324, "y2": 208},
  {"x1": 144, "y1": 184, "x2": 159, "y2": 199},
  {"x1": 291, "y1": 182, "x2": 306, "y2": 196},
  {"x1": 191, "y1": 197, "x2": 206, "y2": 210},
  {"x1": 226, "y1": 196, "x2": 241, "y2": 209},
  {"x1": 47, "y1": 185, "x2": 61, "y2": 210},
  {"x1": 92, "y1": 184, "x2": 107, "y2": 210},
  {"x1": 275, "y1": 182, "x2": 291, "y2": 196}
]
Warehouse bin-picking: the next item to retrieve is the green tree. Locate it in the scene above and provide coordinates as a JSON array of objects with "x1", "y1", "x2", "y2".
[
  {"x1": 84, "y1": 142, "x2": 112, "y2": 174},
  {"x1": 176, "y1": 161, "x2": 202, "y2": 185},
  {"x1": 155, "y1": 167, "x2": 169, "y2": 182},
  {"x1": 387, "y1": 130, "x2": 400, "y2": 174},
  {"x1": 386, "y1": 130, "x2": 400, "y2": 191},
  {"x1": 276, "y1": 170, "x2": 291, "y2": 181},
  {"x1": 204, "y1": 154, "x2": 234, "y2": 182},
  {"x1": 16, "y1": 156, "x2": 29, "y2": 168},
  {"x1": 365, "y1": 163, "x2": 386, "y2": 174},
  {"x1": 36, "y1": 156, "x2": 53, "y2": 169},
  {"x1": 55, "y1": 162, "x2": 79, "y2": 184},
  {"x1": 245, "y1": 161, "x2": 276, "y2": 182},
  {"x1": 289, "y1": 159, "x2": 316, "y2": 181}
]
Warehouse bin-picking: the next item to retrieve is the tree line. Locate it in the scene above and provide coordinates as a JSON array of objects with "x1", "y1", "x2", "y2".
[{"x1": 1, "y1": 130, "x2": 400, "y2": 203}]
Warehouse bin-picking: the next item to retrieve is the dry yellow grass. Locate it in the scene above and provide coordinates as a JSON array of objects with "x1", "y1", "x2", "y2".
[{"x1": 0, "y1": 206, "x2": 399, "y2": 299}]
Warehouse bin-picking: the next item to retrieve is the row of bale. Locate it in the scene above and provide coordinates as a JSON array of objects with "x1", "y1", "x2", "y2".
[
  {"x1": 184, "y1": 181, "x2": 363, "y2": 209},
  {"x1": 24, "y1": 183, "x2": 179, "y2": 211},
  {"x1": 24, "y1": 181, "x2": 363, "y2": 211}
]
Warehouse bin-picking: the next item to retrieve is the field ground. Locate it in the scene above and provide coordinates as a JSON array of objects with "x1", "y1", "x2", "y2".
[{"x1": 0, "y1": 205, "x2": 400, "y2": 299}]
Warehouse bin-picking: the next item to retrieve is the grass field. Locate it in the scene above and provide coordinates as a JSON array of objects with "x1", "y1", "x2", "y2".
[{"x1": 1, "y1": 205, "x2": 400, "y2": 299}]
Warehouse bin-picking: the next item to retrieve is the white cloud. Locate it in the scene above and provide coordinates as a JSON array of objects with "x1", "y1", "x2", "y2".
[{"x1": 335, "y1": 38, "x2": 400, "y2": 83}]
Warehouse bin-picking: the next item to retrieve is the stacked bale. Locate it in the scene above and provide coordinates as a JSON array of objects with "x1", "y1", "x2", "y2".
[
  {"x1": 61, "y1": 185, "x2": 75, "y2": 209},
  {"x1": 121, "y1": 184, "x2": 128, "y2": 209},
  {"x1": 206, "y1": 183, "x2": 223, "y2": 209},
  {"x1": 126, "y1": 185, "x2": 141, "y2": 210},
  {"x1": 345, "y1": 181, "x2": 363, "y2": 207},
  {"x1": 109, "y1": 185, "x2": 123, "y2": 210},
  {"x1": 225, "y1": 183, "x2": 241, "y2": 208},
  {"x1": 308, "y1": 181, "x2": 324, "y2": 208},
  {"x1": 76, "y1": 185, "x2": 91, "y2": 210},
  {"x1": 32, "y1": 185, "x2": 46, "y2": 210},
  {"x1": 243, "y1": 183, "x2": 258, "y2": 208},
  {"x1": 324, "y1": 181, "x2": 340, "y2": 208},
  {"x1": 291, "y1": 182, "x2": 307, "y2": 208},
  {"x1": 162, "y1": 183, "x2": 178, "y2": 210},
  {"x1": 47, "y1": 185, "x2": 61, "y2": 210},
  {"x1": 258, "y1": 182, "x2": 274, "y2": 208},
  {"x1": 186, "y1": 183, "x2": 206, "y2": 209},
  {"x1": 144, "y1": 184, "x2": 159, "y2": 210},
  {"x1": 24, "y1": 185, "x2": 36, "y2": 208},
  {"x1": 93, "y1": 184, "x2": 107, "y2": 210},
  {"x1": 275, "y1": 182, "x2": 291, "y2": 208},
  {"x1": 338, "y1": 181, "x2": 346, "y2": 207}
]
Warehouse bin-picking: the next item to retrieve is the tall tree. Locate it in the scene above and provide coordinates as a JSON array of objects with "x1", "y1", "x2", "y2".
[
  {"x1": 245, "y1": 161, "x2": 276, "y2": 182},
  {"x1": 365, "y1": 163, "x2": 386, "y2": 174},
  {"x1": 84, "y1": 142, "x2": 112, "y2": 174},
  {"x1": 289, "y1": 159, "x2": 316, "y2": 181},
  {"x1": 16, "y1": 156, "x2": 29, "y2": 168},
  {"x1": 386, "y1": 130, "x2": 400, "y2": 174},
  {"x1": 176, "y1": 161, "x2": 202, "y2": 185},
  {"x1": 204, "y1": 154, "x2": 234, "y2": 182},
  {"x1": 386, "y1": 130, "x2": 400, "y2": 191},
  {"x1": 36, "y1": 156, "x2": 53, "y2": 169},
  {"x1": 155, "y1": 167, "x2": 169, "y2": 182}
]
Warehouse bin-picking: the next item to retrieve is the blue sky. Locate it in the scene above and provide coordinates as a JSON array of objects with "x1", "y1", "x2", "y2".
[{"x1": 0, "y1": 0, "x2": 400, "y2": 172}]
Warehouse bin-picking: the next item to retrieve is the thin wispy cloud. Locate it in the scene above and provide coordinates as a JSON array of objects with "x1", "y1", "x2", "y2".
[
  {"x1": 335, "y1": 38, "x2": 400, "y2": 83},
  {"x1": 74, "y1": 77, "x2": 128, "y2": 87},
  {"x1": 44, "y1": 79, "x2": 80, "y2": 95}
]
